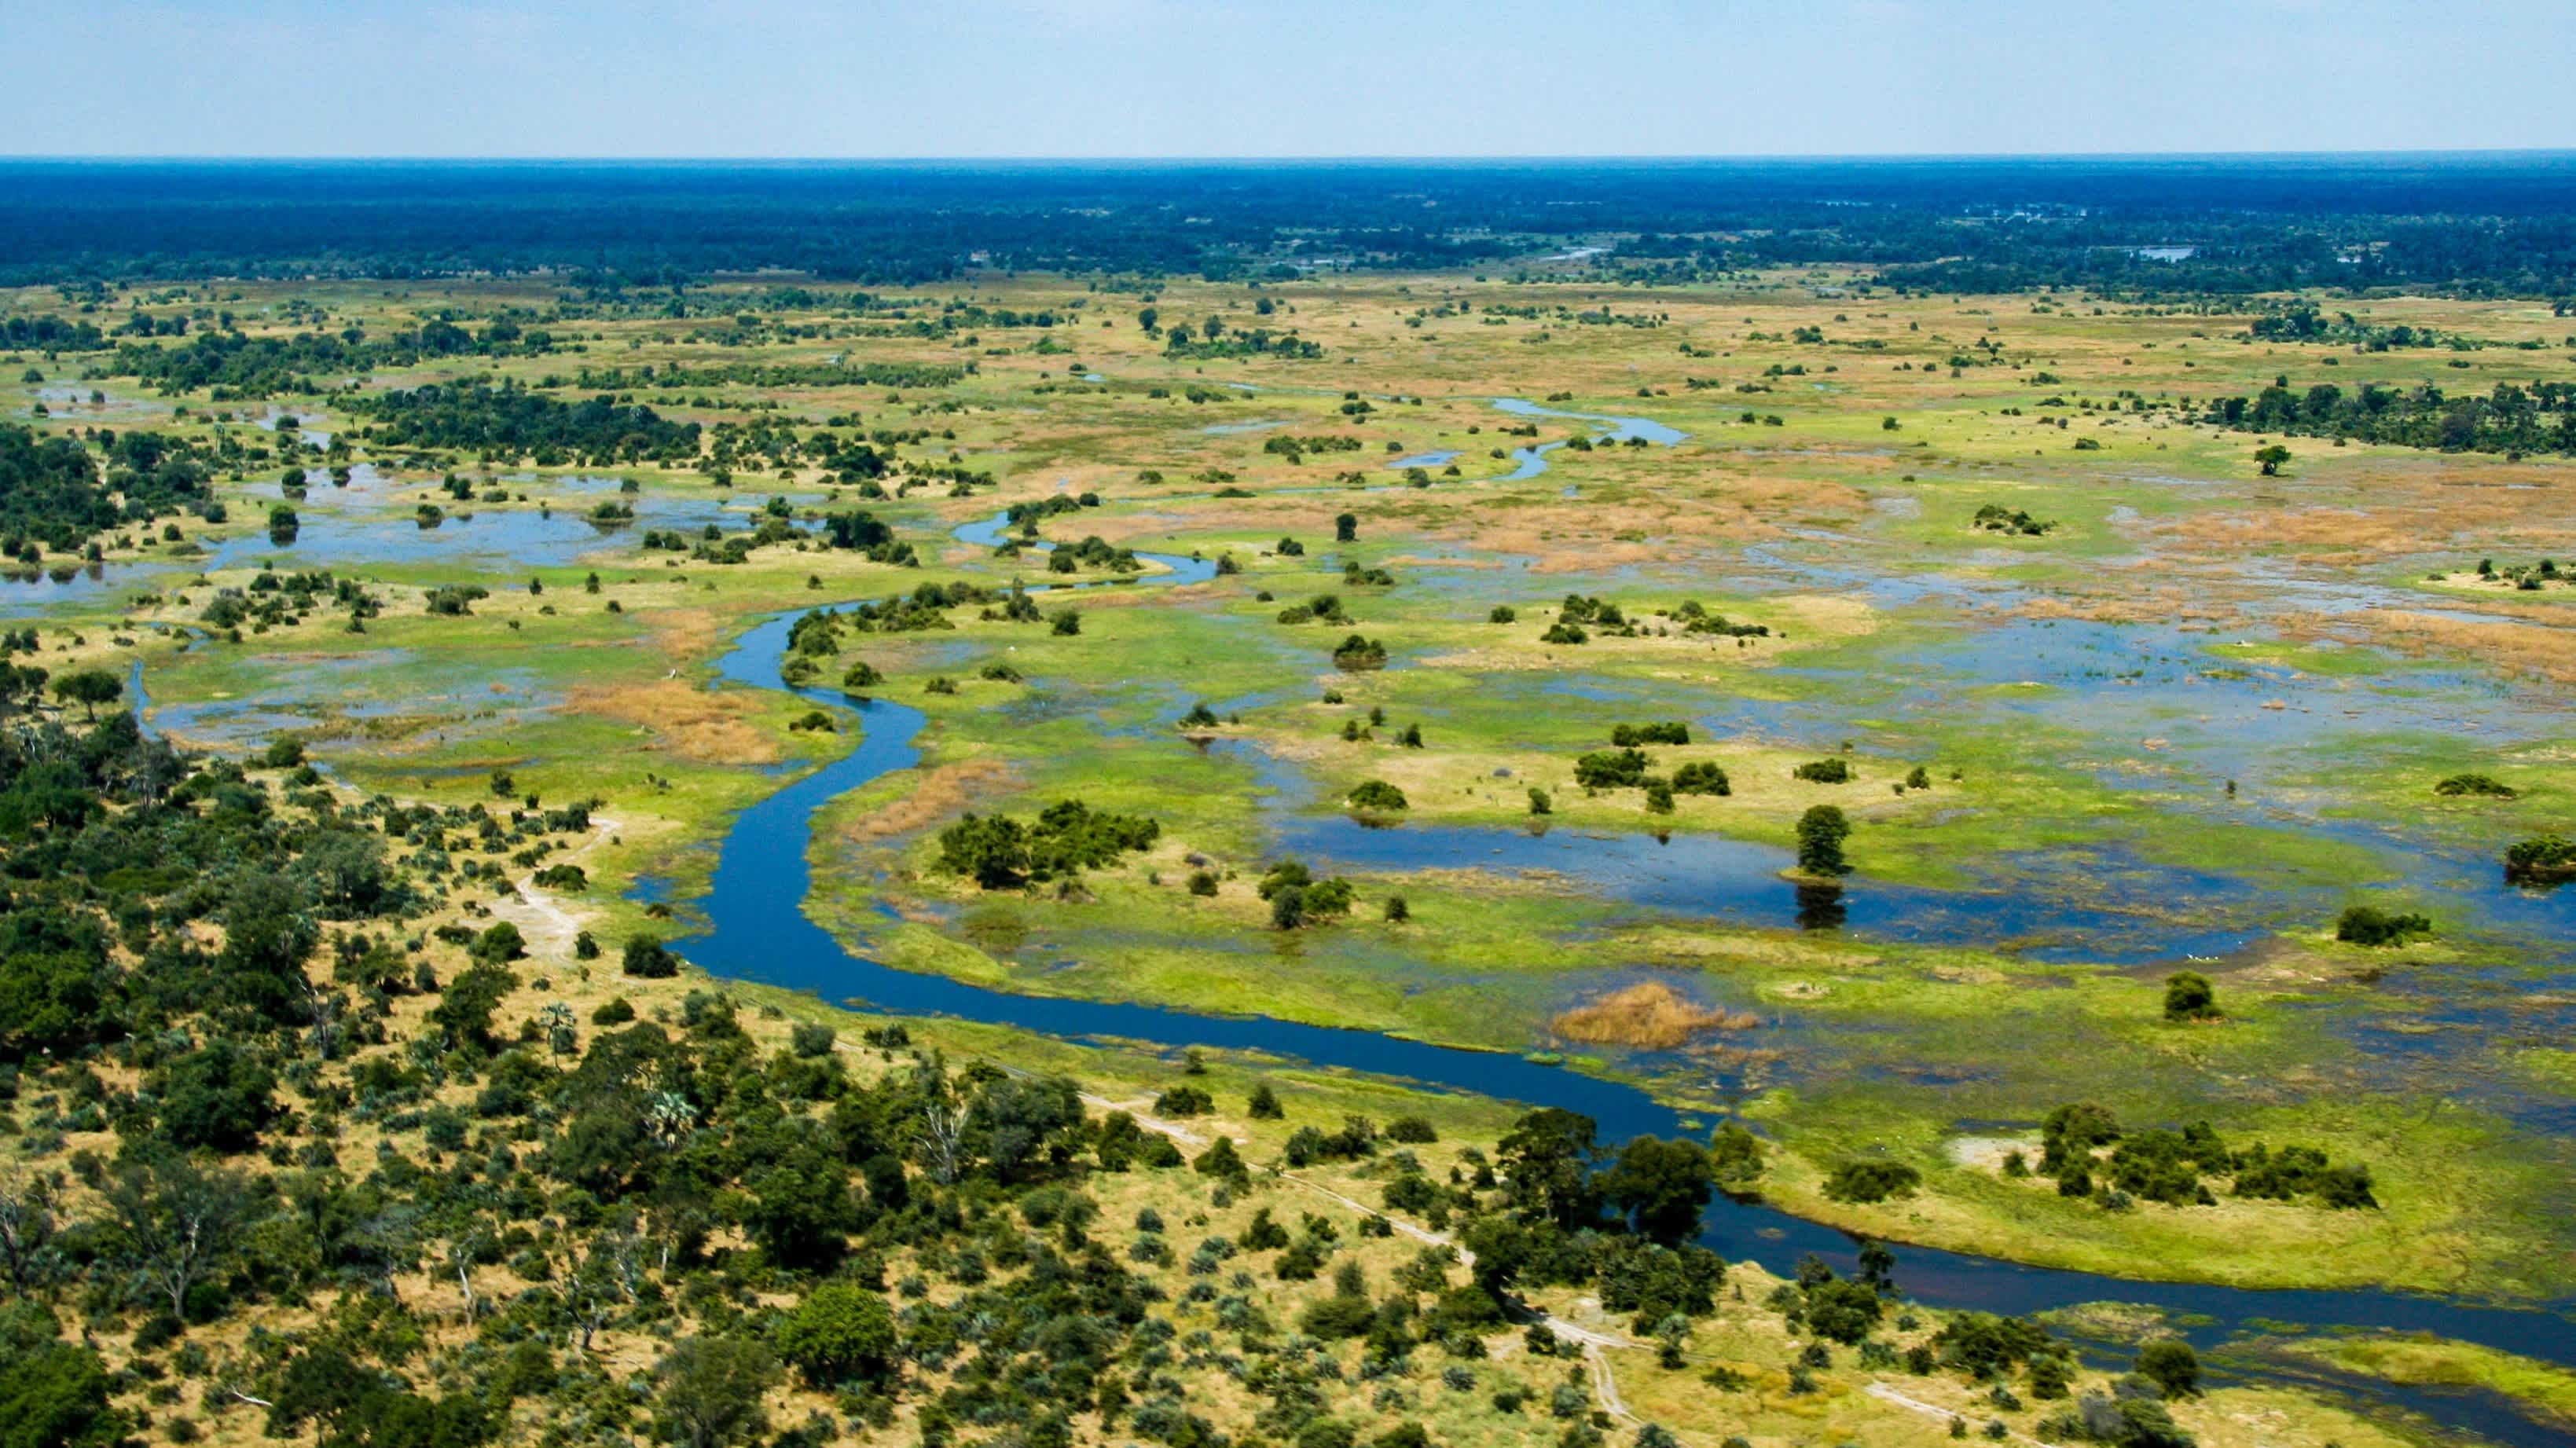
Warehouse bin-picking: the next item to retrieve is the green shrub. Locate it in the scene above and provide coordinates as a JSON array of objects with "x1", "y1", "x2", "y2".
[
  {"x1": 2335, "y1": 904, "x2": 2432, "y2": 946},
  {"x1": 1346, "y1": 779, "x2": 1408, "y2": 812},
  {"x1": 1821, "y1": 1160, "x2": 1921, "y2": 1204},
  {"x1": 2161, "y1": 971, "x2": 2218, "y2": 1021}
]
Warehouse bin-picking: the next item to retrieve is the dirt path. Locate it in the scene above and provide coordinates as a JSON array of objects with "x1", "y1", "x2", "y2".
[
  {"x1": 493, "y1": 815, "x2": 622, "y2": 958},
  {"x1": 1866, "y1": 1381, "x2": 2064, "y2": 1447}
]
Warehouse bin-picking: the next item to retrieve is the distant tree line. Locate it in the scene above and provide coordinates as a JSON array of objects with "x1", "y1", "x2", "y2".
[
  {"x1": 11, "y1": 157, "x2": 2576, "y2": 295},
  {"x1": 2204, "y1": 378, "x2": 2576, "y2": 456}
]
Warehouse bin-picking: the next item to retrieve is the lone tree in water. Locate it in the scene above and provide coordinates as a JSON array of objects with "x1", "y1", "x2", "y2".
[{"x1": 1795, "y1": 805, "x2": 1851, "y2": 877}]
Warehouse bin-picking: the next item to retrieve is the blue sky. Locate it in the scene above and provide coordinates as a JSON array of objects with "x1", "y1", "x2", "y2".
[{"x1": 11, "y1": 0, "x2": 2574, "y2": 158}]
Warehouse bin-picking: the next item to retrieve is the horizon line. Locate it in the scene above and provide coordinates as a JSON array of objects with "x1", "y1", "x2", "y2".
[{"x1": 6, "y1": 148, "x2": 2576, "y2": 167}]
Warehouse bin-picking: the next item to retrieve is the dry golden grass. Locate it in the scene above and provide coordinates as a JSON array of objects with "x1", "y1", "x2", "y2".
[
  {"x1": 563, "y1": 676, "x2": 779, "y2": 764},
  {"x1": 837, "y1": 757, "x2": 1014, "y2": 845},
  {"x1": 2362, "y1": 610, "x2": 2576, "y2": 685},
  {"x1": 2161, "y1": 454, "x2": 2576, "y2": 563},
  {"x1": 1550, "y1": 980, "x2": 1758, "y2": 1050}
]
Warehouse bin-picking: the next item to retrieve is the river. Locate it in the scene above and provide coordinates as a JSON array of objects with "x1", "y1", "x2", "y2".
[{"x1": 662, "y1": 402, "x2": 2575, "y2": 1441}]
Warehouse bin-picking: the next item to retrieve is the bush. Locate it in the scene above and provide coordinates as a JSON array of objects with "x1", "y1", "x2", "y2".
[
  {"x1": 2434, "y1": 772, "x2": 2515, "y2": 798},
  {"x1": 1792, "y1": 757, "x2": 1851, "y2": 784},
  {"x1": 1331, "y1": 634, "x2": 1388, "y2": 670},
  {"x1": 1671, "y1": 761, "x2": 1730, "y2": 796},
  {"x1": 1347, "y1": 779, "x2": 1408, "y2": 812},
  {"x1": 2335, "y1": 904, "x2": 2432, "y2": 946},
  {"x1": 1154, "y1": 1085, "x2": 1213, "y2": 1117},
  {"x1": 2134, "y1": 1340, "x2": 2199, "y2": 1399},
  {"x1": 1298, "y1": 1293, "x2": 1376, "y2": 1340},
  {"x1": 2502, "y1": 834, "x2": 2576, "y2": 885},
  {"x1": 776, "y1": 1284, "x2": 898, "y2": 1387},
  {"x1": 623, "y1": 934, "x2": 681, "y2": 978},
  {"x1": 1574, "y1": 748, "x2": 1650, "y2": 790},
  {"x1": 1194, "y1": 1137, "x2": 1248, "y2": 1183},
  {"x1": 156, "y1": 1041, "x2": 277, "y2": 1152},
  {"x1": 1821, "y1": 1160, "x2": 1921, "y2": 1204},
  {"x1": 2161, "y1": 971, "x2": 2218, "y2": 1021}
]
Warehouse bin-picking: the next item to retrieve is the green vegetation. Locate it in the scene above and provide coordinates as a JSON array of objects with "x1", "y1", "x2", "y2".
[
  {"x1": 935, "y1": 800, "x2": 1160, "y2": 888},
  {"x1": 1972, "y1": 504, "x2": 2056, "y2": 537},
  {"x1": 5, "y1": 242, "x2": 2572, "y2": 1448},
  {"x1": 2335, "y1": 904, "x2": 2433, "y2": 946},
  {"x1": 2503, "y1": 834, "x2": 2576, "y2": 885}
]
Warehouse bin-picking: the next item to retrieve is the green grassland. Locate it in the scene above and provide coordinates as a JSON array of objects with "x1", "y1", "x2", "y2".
[{"x1": 13, "y1": 266, "x2": 2576, "y2": 1317}]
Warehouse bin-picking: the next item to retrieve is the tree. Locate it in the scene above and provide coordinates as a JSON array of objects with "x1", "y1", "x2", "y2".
[
  {"x1": 776, "y1": 1283, "x2": 899, "y2": 1386},
  {"x1": 656, "y1": 1336, "x2": 778, "y2": 1448},
  {"x1": 2336, "y1": 904, "x2": 2431, "y2": 946},
  {"x1": 0, "y1": 1305, "x2": 126, "y2": 1448},
  {"x1": 427, "y1": 961, "x2": 518, "y2": 1054},
  {"x1": 1795, "y1": 805, "x2": 1851, "y2": 877},
  {"x1": 2255, "y1": 444, "x2": 2292, "y2": 475},
  {"x1": 155, "y1": 1039, "x2": 277, "y2": 1152},
  {"x1": 1708, "y1": 1121, "x2": 1764, "y2": 1187},
  {"x1": 1598, "y1": 1136, "x2": 1715, "y2": 1241},
  {"x1": 2162, "y1": 971, "x2": 2218, "y2": 1022},
  {"x1": 937, "y1": 813, "x2": 1028, "y2": 888},
  {"x1": 1334, "y1": 512, "x2": 1358, "y2": 542},
  {"x1": 0, "y1": 1179, "x2": 60, "y2": 1292},
  {"x1": 741, "y1": 1140, "x2": 861, "y2": 1270},
  {"x1": 1247, "y1": 1082, "x2": 1284, "y2": 1119},
  {"x1": 103, "y1": 1150, "x2": 253, "y2": 1320},
  {"x1": 48, "y1": 668, "x2": 120, "y2": 722},
  {"x1": 218, "y1": 872, "x2": 318, "y2": 1022},
  {"x1": 968, "y1": 1073, "x2": 1083, "y2": 1181},
  {"x1": 468, "y1": 919, "x2": 527, "y2": 966},
  {"x1": 2134, "y1": 1339, "x2": 2200, "y2": 1398},
  {"x1": 1347, "y1": 779, "x2": 1407, "y2": 812},
  {"x1": 1194, "y1": 1136, "x2": 1248, "y2": 1184},
  {"x1": 1498, "y1": 1108, "x2": 1601, "y2": 1227},
  {"x1": 623, "y1": 933, "x2": 681, "y2": 978}
]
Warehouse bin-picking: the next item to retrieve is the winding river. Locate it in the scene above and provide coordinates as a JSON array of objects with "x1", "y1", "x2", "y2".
[{"x1": 666, "y1": 402, "x2": 2574, "y2": 1443}]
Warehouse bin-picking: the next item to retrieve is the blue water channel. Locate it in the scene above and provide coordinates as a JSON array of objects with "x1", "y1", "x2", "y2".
[
  {"x1": 676, "y1": 599, "x2": 2576, "y2": 1438},
  {"x1": 660, "y1": 421, "x2": 2576, "y2": 1443},
  {"x1": 127, "y1": 396, "x2": 2576, "y2": 1437}
]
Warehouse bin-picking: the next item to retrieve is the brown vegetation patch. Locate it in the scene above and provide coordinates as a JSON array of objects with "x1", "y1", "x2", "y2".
[
  {"x1": 2355, "y1": 610, "x2": 2576, "y2": 686},
  {"x1": 563, "y1": 678, "x2": 779, "y2": 764},
  {"x1": 840, "y1": 757, "x2": 1015, "y2": 845},
  {"x1": 643, "y1": 607, "x2": 727, "y2": 662},
  {"x1": 1551, "y1": 981, "x2": 1754, "y2": 1050}
]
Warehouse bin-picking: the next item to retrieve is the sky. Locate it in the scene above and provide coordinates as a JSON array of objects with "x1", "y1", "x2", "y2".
[{"x1": 9, "y1": 0, "x2": 2574, "y2": 159}]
